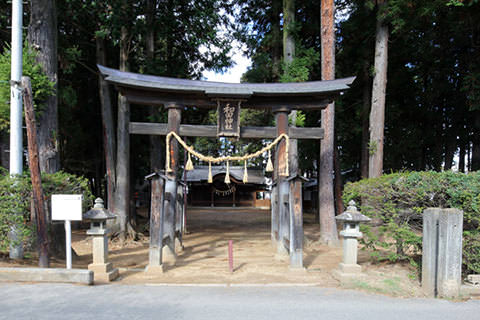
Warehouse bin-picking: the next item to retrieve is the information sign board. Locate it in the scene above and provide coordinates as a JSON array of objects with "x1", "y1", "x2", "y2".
[{"x1": 51, "y1": 194, "x2": 83, "y2": 221}]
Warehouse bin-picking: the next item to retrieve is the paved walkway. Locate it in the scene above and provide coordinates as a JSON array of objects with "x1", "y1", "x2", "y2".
[{"x1": 0, "y1": 283, "x2": 478, "y2": 320}]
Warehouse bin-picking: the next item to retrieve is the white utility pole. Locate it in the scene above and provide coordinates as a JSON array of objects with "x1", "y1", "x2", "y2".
[{"x1": 9, "y1": 0, "x2": 24, "y2": 259}]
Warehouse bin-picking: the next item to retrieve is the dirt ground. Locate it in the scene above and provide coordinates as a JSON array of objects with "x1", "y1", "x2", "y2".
[{"x1": 0, "y1": 207, "x2": 424, "y2": 297}]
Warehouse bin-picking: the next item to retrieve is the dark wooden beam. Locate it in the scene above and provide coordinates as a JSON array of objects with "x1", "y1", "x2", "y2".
[
  {"x1": 122, "y1": 89, "x2": 332, "y2": 110},
  {"x1": 129, "y1": 122, "x2": 324, "y2": 139},
  {"x1": 122, "y1": 89, "x2": 217, "y2": 108}
]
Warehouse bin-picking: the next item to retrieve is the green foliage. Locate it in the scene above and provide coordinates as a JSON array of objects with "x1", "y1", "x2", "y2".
[
  {"x1": 0, "y1": 43, "x2": 55, "y2": 131},
  {"x1": 294, "y1": 111, "x2": 306, "y2": 127},
  {"x1": 0, "y1": 170, "x2": 94, "y2": 252},
  {"x1": 0, "y1": 171, "x2": 34, "y2": 252},
  {"x1": 343, "y1": 171, "x2": 480, "y2": 274},
  {"x1": 280, "y1": 47, "x2": 319, "y2": 83},
  {"x1": 368, "y1": 140, "x2": 378, "y2": 156},
  {"x1": 463, "y1": 231, "x2": 480, "y2": 274}
]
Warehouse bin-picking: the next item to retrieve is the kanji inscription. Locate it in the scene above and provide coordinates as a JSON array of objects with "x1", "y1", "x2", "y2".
[{"x1": 217, "y1": 100, "x2": 241, "y2": 138}]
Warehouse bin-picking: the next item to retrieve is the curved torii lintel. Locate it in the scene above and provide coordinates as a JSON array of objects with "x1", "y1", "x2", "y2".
[{"x1": 98, "y1": 64, "x2": 355, "y2": 110}]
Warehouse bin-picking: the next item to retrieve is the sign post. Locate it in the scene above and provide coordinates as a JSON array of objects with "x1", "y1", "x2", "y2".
[{"x1": 51, "y1": 195, "x2": 83, "y2": 269}]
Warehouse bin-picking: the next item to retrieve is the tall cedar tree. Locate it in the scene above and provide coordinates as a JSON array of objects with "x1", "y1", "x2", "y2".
[
  {"x1": 368, "y1": 0, "x2": 388, "y2": 178},
  {"x1": 319, "y1": 0, "x2": 338, "y2": 244}
]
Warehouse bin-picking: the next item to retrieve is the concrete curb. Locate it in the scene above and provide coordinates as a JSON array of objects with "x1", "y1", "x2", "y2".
[
  {"x1": 144, "y1": 283, "x2": 321, "y2": 287},
  {"x1": 460, "y1": 284, "x2": 480, "y2": 297},
  {"x1": 0, "y1": 267, "x2": 93, "y2": 285}
]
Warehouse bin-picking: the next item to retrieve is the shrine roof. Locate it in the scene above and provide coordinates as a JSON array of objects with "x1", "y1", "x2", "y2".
[
  {"x1": 98, "y1": 65, "x2": 355, "y2": 102},
  {"x1": 186, "y1": 166, "x2": 267, "y2": 185}
]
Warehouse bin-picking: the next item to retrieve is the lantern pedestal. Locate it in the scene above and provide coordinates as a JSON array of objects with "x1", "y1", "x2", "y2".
[{"x1": 87, "y1": 228, "x2": 119, "y2": 282}]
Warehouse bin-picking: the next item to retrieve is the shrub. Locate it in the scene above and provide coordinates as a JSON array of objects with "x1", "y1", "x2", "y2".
[
  {"x1": 0, "y1": 170, "x2": 94, "y2": 252},
  {"x1": 0, "y1": 42, "x2": 55, "y2": 131},
  {"x1": 343, "y1": 171, "x2": 480, "y2": 275}
]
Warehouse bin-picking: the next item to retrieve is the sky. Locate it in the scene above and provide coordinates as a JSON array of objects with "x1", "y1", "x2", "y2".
[{"x1": 202, "y1": 45, "x2": 251, "y2": 83}]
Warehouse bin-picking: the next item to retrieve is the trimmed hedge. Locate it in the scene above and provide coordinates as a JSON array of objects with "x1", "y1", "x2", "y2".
[
  {"x1": 0, "y1": 169, "x2": 94, "y2": 252},
  {"x1": 343, "y1": 171, "x2": 480, "y2": 275}
]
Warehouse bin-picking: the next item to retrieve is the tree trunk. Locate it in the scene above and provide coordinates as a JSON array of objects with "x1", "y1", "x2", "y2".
[
  {"x1": 96, "y1": 36, "x2": 116, "y2": 212},
  {"x1": 28, "y1": 0, "x2": 63, "y2": 257},
  {"x1": 333, "y1": 134, "x2": 343, "y2": 215},
  {"x1": 283, "y1": 0, "x2": 298, "y2": 176},
  {"x1": 0, "y1": 132, "x2": 9, "y2": 169},
  {"x1": 459, "y1": 141, "x2": 465, "y2": 173},
  {"x1": 319, "y1": 0, "x2": 338, "y2": 245},
  {"x1": 114, "y1": 26, "x2": 131, "y2": 242},
  {"x1": 368, "y1": 0, "x2": 389, "y2": 178},
  {"x1": 23, "y1": 76, "x2": 49, "y2": 268},
  {"x1": 28, "y1": 0, "x2": 59, "y2": 173},
  {"x1": 271, "y1": 0, "x2": 282, "y2": 80},
  {"x1": 471, "y1": 110, "x2": 480, "y2": 171},
  {"x1": 283, "y1": 0, "x2": 295, "y2": 64},
  {"x1": 443, "y1": 134, "x2": 456, "y2": 171},
  {"x1": 146, "y1": 0, "x2": 165, "y2": 240},
  {"x1": 146, "y1": 0, "x2": 162, "y2": 173},
  {"x1": 360, "y1": 62, "x2": 371, "y2": 178}
]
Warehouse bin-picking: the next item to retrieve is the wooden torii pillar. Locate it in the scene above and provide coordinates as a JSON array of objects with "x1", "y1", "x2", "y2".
[
  {"x1": 98, "y1": 64, "x2": 354, "y2": 271},
  {"x1": 272, "y1": 107, "x2": 290, "y2": 257},
  {"x1": 162, "y1": 103, "x2": 183, "y2": 264}
]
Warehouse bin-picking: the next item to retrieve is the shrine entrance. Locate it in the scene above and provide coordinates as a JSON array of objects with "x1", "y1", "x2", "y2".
[{"x1": 99, "y1": 65, "x2": 353, "y2": 271}]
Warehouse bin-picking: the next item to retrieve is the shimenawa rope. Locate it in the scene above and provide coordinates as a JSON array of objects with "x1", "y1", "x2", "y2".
[{"x1": 165, "y1": 131, "x2": 290, "y2": 180}]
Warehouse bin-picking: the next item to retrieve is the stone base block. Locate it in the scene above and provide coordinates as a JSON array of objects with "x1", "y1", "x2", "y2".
[
  {"x1": 94, "y1": 268, "x2": 119, "y2": 282},
  {"x1": 339, "y1": 263, "x2": 362, "y2": 274},
  {"x1": 88, "y1": 263, "x2": 119, "y2": 282},
  {"x1": 439, "y1": 279, "x2": 460, "y2": 298},
  {"x1": 0, "y1": 267, "x2": 93, "y2": 285},
  {"x1": 467, "y1": 274, "x2": 480, "y2": 285},
  {"x1": 332, "y1": 263, "x2": 364, "y2": 284},
  {"x1": 460, "y1": 284, "x2": 480, "y2": 297},
  {"x1": 145, "y1": 264, "x2": 164, "y2": 274},
  {"x1": 88, "y1": 262, "x2": 113, "y2": 273}
]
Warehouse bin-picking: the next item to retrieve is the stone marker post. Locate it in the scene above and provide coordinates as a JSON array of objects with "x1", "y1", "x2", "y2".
[
  {"x1": 422, "y1": 208, "x2": 463, "y2": 298},
  {"x1": 83, "y1": 198, "x2": 119, "y2": 282},
  {"x1": 333, "y1": 201, "x2": 370, "y2": 282}
]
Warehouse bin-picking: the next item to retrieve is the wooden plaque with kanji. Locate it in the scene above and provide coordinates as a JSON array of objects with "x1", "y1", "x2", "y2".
[{"x1": 217, "y1": 100, "x2": 241, "y2": 138}]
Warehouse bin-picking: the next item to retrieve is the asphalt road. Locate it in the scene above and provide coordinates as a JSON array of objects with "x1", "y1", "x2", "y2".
[{"x1": 0, "y1": 283, "x2": 478, "y2": 320}]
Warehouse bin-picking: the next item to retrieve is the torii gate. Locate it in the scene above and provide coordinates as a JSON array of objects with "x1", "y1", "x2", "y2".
[{"x1": 98, "y1": 65, "x2": 354, "y2": 271}]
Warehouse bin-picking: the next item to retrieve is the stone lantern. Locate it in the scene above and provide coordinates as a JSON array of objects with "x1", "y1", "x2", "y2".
[
  {"x1": 333, "y1": 200, "x2": 371, "y2": 281},
  {"x1": 83, "y1": 198, "x2": 119, "y2": 282}
]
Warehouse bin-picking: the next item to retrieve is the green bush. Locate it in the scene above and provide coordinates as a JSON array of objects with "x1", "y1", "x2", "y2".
[
  {"x1": 0, "y1": 43, "x2": 55, "y2": 131},
  {"x1": 0, "y1": 170, "x2": 94, "y2": 252},
  {"x1": 343, "y1": 171, "x2": 480, "y2": 274}
]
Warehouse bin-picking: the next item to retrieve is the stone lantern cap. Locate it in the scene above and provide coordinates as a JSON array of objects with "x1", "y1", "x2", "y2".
[
  {"x1": 83, "y1": 198, "x2": 116, "y2": 221},
  {"x1": 336, "y1": 201, "x2": 371, "y2": 223}
]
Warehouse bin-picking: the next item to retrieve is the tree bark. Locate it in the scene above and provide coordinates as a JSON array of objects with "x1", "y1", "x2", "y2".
[
  {"x1": 319, "y1": 0, "x2": 338, "y2": 245},
  {"x1": 443, "y1": 135, "x2": 456, "y2": 171},
  {"x1": 146, "y1": 0, "x2": 163, "y2": 174},
  {"x1": 334, "y1": 134, "x2": 343, "y2": 215},
  {"x1": 0, "y1": 132, "x2": 9, "y2": 169},
  {"x1": 271, "y1": 0, "x2": 282, "y2": 81},
  {"x1": 28, "y1": 0, "x2": 63, "y2": 257},
  {"x1": 96, "y1": 37, "x2": 116, "y2": 212},
  {"x1": 23, "y1": 76, "x2": 49, "y2": 268},
  {"x1": 283, "y1": 0, "x2": 298, "y2": 176},
  {"x1": 471, "y1": 110, "x2": 480, "y2": 171},
  {"x1": 114, "y1": 26, "x2": 131, "y2": 241},
  {"x1": 28, "y1": 0, "x2": 59, "y2": 173},
  {"x1": 459, "y1": 141, "x2": 465, "y2": 173},
  {"x1": 361, "y1": 62, "x2": 371, "y2": 178},
  {"x1": 368, "y1": 0, "x2": 389, "y2": 178}
]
